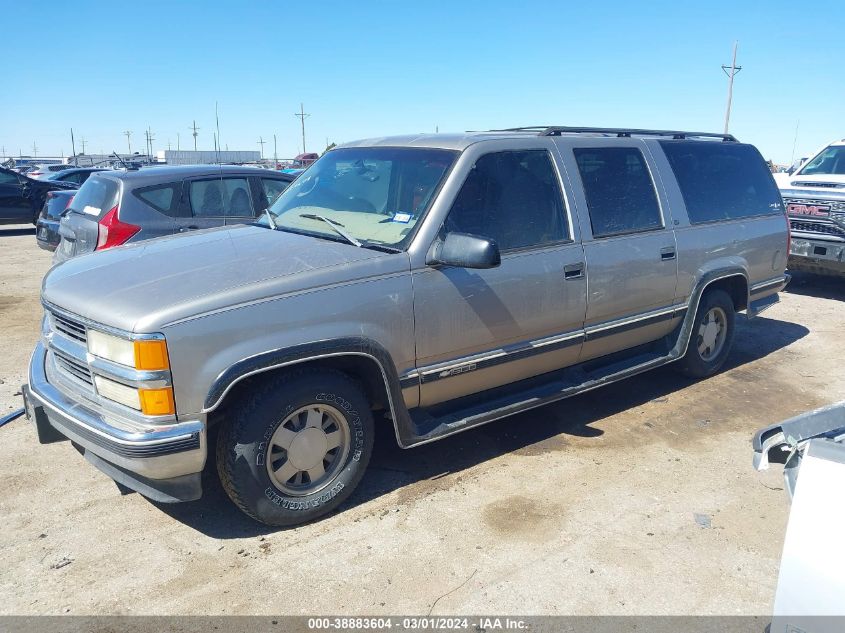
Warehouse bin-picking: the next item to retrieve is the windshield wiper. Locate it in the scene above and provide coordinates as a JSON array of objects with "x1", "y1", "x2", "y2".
[
  {"x1": 264, "y1": 209, "x2": 278, "y2": 230},
  {"x1": 298, "y1": 213, "x2": 361, "y2": 247}
]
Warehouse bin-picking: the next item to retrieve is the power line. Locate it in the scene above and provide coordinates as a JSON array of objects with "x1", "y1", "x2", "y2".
[
  {"x1": 721, "y1": 41, "x2": 742, "y2": 135},
  {"x1": 294, "y1": 103, "x2": 310, "y2": 154}
]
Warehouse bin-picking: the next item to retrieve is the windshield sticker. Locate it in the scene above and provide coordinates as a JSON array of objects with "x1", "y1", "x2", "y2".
[
  {"x1": 391, "y1": 212, "x2": 412, "y2": 224},
  {"x1": 82, "y1": 205, "x2": 101, "y2": 215}
]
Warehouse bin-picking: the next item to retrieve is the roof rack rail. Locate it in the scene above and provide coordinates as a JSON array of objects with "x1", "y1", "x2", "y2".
[{"x1": 496, "y1": 126, "x2": 738, "y2": 142}]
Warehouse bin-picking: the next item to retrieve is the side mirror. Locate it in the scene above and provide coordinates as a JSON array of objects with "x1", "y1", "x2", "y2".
[
  {"x1": 787, "y1": 167, "x2": 795, "y2": 175},
  {"x1": 427, "y1": 231, "x2": 501, "y2": 269}
]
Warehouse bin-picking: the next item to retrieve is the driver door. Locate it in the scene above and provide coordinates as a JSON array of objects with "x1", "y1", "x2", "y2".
[{"x1": 412, "y1": 149, "x2": 587, "y2": 407}]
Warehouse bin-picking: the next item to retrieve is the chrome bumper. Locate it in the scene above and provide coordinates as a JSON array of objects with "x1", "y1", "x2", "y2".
[{"x1": 25, "y1": 342, "x2": 206, "y2": 500}]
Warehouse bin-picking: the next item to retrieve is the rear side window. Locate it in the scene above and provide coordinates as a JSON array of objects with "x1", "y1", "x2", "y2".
[
  {"x1": 574, "y1": 147, "x2": 662, "y2": 237},
  {"x1": 68, "y1": 176, "x2": 120, "y2": 218},
  {"x1": 659, "y1": 141, "x2": 783, "y2": 223},
  {"x1": 189, "y1": 177, "x2": 254, "y2": 217},
  {"x1": 134, "y1": 182, "x2": 181, "y2": 216}
]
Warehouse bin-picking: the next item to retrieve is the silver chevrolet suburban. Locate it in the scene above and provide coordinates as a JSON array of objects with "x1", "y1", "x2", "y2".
[{"x1": 23, "y1": 126, "x2": 790, "y2": 526}]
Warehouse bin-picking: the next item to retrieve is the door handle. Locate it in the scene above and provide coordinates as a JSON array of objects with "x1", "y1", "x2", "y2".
[
  {"x1": 564, "y1": 263, "x2": 585, "y2": 280},
  {"x1": 179, "y1": 225, "x2": 199, "y2": 232},
  {"x1": 660, "y1": 247, "x2": 676, "y2": 261}
]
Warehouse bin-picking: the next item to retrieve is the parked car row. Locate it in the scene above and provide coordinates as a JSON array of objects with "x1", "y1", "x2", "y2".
[
  {"x1": 22, "y1": 126, "x2": 790, "y2": 527},
  {"x1": 50, "y1": 165, "x2": 295, "y2": 261}
]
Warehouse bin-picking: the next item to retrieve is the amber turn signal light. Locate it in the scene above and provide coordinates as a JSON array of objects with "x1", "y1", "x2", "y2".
[
  {"x1": 139, "y1": 387, "x2": 175, "y2": 416},
  {"x1": 134, "y1": 339, "x2": 170, "y2": 371}
]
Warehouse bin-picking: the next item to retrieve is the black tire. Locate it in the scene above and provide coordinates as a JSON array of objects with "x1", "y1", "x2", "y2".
[
  {"x1": 216, "y1": 368, "x2": 374, "y2": 527},
  {"x1": 676, "y1": 289, "x2": 736, "y2": 378}
]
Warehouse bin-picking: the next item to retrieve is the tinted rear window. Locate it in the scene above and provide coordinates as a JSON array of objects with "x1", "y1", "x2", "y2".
[
  {"x1": 574, "y1": 147, "x2": 662, "y2": 237},
  {"x1": 134, "y1": 182, "x2": 181, "y2": 215},
  {"x1": 660, "y1": 141, "x2": 783, "y2": 223},
  {"x1": 68, "y1": 176, "x2": 120, "y2": 218}
]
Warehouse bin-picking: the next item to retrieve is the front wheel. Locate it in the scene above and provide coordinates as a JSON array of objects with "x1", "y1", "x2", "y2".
[
  {"x1": 217, "y1": 368, "x2": 374, "y2": 527},
  {"x1": 676, "y1": 289, "x2": 736, "y2": 378}
]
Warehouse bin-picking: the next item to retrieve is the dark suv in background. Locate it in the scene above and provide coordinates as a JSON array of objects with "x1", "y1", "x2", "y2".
[{"x1": 54, "y1": 165, "x2": 295, "y2": 262}]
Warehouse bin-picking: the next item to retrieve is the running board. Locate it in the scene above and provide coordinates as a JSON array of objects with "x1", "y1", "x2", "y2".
[{"x1": 407, "y1": 349, "x2": 672, "y2": 446}]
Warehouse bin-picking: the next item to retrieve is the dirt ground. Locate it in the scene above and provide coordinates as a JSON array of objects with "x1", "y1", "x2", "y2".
[{"x1": 0, "y1": 224, "x2": 843, "y2": 616}]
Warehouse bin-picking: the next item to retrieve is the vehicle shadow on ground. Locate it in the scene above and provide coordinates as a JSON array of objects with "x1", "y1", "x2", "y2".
[
  {"x1": 784, "y1": 271, "x2": 845, "y2": 302},
  {"x1": 153, "y1": 314, "x2": 809, "y2": 538},
  {"x1": 0, "y1": 227, "x2": 35, "y2": 237}
]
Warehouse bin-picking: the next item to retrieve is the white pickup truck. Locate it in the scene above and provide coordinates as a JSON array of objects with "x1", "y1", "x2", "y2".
[{"x1": 775, "y1": 139, "x2": 845, "y2": 277}]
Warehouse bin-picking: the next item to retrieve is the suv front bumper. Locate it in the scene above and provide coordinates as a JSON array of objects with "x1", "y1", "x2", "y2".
[
  {"x1": 789, "y1": 236, "x2": 845, "y2": 277},
  {"x1": 24, "y1": 342, "x2": 206, "y2": 502}
]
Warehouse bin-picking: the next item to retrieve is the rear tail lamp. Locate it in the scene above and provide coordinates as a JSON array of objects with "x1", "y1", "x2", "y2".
[
  {"x1": 65, "y1": 195, "x2": 75, "y2": 210},
  {"x1": 96, "y1": 206, "x2": 140, "y2": 250}
]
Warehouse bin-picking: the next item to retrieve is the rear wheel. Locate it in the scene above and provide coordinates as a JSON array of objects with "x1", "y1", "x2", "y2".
[
  {"x1": 216, "y1": 368, "x2": 374, "y2": 527},
  {"x1": 676, "y1": 289, "x2": 736, "y2": 378}
]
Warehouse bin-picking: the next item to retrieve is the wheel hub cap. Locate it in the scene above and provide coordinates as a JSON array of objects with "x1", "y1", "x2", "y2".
[
  {"x1": 266, "y1": 404, "x2": 351, "y2": 496},
  {"x1": 697, "y1": 307, "x2": 726, "y2": 361},
  {"x1": 287, "y1": 428, "x2": 329, "y2": 471}
]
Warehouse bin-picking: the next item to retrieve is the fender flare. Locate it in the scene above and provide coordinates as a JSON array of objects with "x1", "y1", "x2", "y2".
[
  {"x1": 202, "y1": 336, "x2": 417, "y2": 448},
  {"x1": 672, "y1": 267, "x2": 750, "y2": 359}
]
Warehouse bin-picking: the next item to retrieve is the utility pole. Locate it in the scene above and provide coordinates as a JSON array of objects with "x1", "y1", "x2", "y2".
[
  {"x1": 32, "y1": 141, "x2": 37, "y2": 157},
  {"x1": 124, "y1": 130, "x2": 132, "y2": 155},
  {"x1": 70, "y1": 129, "x2": 77, "y2": 166},
  {"x1": 721, "y1": 41, "x2": 742, "y2": 135},
  {"x1": 190, "y1": 120, "x2": 200, "y2": 151},
  {"x1": 273, "y1": 134, "x2": 278, "y2": 167},
  {"x1": 177, "y1": 132, "x2": 180, "y2": 151},
  {"x1": 144, "y1": 127, "x2": 155, "y2": 161},
  {"x1": 80, "y1": 137, "x2": 87, "y2": 154},
  {"x1": 790, "y1": 120, "x2": 800, "y2": 166},
  {"x1": 257, "y1": 136, "x2": 266, "y2": 159},
  {"x1": 294, "y1": 103, "x2": 310, "y2": 154}
]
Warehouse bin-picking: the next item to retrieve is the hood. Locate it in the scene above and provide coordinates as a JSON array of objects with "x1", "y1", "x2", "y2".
[
  {"x1": 777, "y1": 174, "x2": 845, "y2": 191},
  {"x1": 42, "y1": 225, "x2": 406, "y2": 332}
]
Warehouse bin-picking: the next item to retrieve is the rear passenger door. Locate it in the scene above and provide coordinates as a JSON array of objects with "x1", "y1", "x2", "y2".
[
  {"x1": 561, "y1": 140, "x2": 680, "y2": 362},
  {"x1": 183, "y1": 176, "x2": 255, "y2": 230}
]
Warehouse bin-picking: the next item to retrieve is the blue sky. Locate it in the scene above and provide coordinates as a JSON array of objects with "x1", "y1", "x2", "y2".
[{"x1": 2, "y1": 0, "x2": 843, "y2": 164}]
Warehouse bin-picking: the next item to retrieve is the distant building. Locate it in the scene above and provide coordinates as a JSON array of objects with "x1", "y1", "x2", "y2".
[{"x1": 156, "y1": 150, "x2": 261, "y2": 165}]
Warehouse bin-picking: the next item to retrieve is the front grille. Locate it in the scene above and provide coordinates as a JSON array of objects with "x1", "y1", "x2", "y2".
[
  {"x1": 790, "y1": 220, "x2": 845, "y2": 238},
  {"x1": 52, "y1": 312, "x2": 87, "y2": 344},
  {"x1": 53, "y1": 350, "x2": 94, "y2": 387}
]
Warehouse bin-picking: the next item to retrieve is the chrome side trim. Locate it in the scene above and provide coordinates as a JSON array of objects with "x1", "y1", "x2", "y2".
[
  {"x1": 584, "y1": 302, "x2": 686, "y2": 336},
  {"x1": 751, "y1": 275, "x2": 788, "y2": 294}
]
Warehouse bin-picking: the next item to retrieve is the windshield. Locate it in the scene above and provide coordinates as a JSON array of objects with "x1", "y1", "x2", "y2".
[
  {"x1": 265, "y1": 147, "x2": 457, "y2": 249},
  {"x1": 798, "y1": 145, "x2": 845, "y2": 176}
]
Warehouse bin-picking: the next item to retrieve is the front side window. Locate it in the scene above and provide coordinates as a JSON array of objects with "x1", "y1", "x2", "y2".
[
  {"x1": 0, "y1": 170, "x2": 18, "y2": 185},
  {"x1": 267, "y1": 147, "x2": 457, "y2": 248},
  {"x1": 797, "y1": 145, "x2": 845, "y2": 176},
  {"x1": 660, "y1": 141, "x2": 783, "y2": 223},
  {"x1": 190, "y1": 177, "x2": 253, "y2": 217},
  {"x1": 574, "y1": 147, "x2": 662, "y2": 237},
  {"x1": 261, "y1": 177, "x2": 290, "y2": 208},
  {"x1": 444, "y1": 150, "x2": 568, "y2": 251}
]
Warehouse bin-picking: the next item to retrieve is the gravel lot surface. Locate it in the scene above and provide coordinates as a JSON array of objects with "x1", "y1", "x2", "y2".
[{"x1": 1, "y1": 224, "x2": 842, "y2": 615}]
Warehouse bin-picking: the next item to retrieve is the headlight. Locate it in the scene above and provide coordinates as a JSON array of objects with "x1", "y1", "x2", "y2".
[{"x1": 87, "y1": 330, "x2": 170, "y2": 370}]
